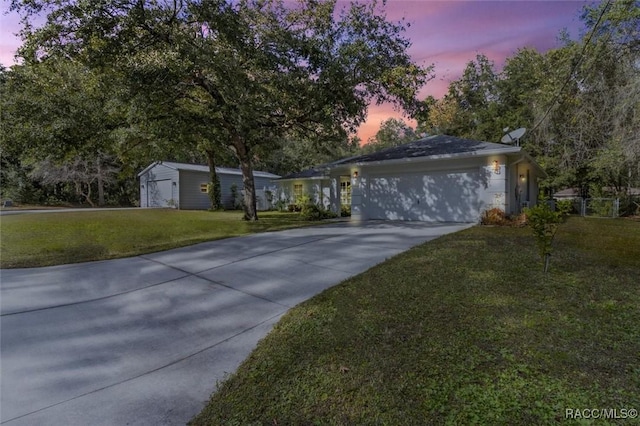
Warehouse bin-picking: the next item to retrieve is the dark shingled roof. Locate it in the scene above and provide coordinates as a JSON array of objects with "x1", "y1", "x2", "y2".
[
  {"x1": 279, "y1": 135, "x2": 518, "y2": 180},
  {"x1": 334, "y1": 134, "x2": 516, "y2": 165}
]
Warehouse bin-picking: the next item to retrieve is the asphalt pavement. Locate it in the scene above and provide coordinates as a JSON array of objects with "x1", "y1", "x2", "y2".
[{"x1": 0, "y1": 220, "x2": 473, "y2": 425}]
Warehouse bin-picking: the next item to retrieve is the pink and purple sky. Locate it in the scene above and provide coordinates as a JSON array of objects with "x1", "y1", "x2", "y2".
[{"x1": 0, "y1": 0, "x2": 589, "y2": 141}]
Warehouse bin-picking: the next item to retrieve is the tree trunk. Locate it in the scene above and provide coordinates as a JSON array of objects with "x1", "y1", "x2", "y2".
[
  {"x1": 97, "y1": 175, "x2": 105, "y2": 206},
  {"x1": 544, "y1": 253, "x2": 551, "y2": 273},
  {"x1": 97, "y1": 159, "x2": 105, "y2": 206},
  {"x1": 205, "y1": 148, "x2": 222, "y2": 210},
  {"x1": 232, "y1": 135, "x2": 258, "y2": 221},
  {"x1": 82, "y1": 182, "x2": 95, "y2": 207}
]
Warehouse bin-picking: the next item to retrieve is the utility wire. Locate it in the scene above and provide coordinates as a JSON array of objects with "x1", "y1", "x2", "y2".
[{"x1": 530, "y1": 0, "x2": 613, "y2": 133}]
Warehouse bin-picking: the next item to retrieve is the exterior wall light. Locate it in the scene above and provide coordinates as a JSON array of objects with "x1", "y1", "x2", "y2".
[
  {"x1": 519, "y1": 174, "x2": 526, "y2": 182},
  {"x1": 492, "y1": 160, "x2": 500, "y2": 173},
  {"x1": 353, "y1": 171, "x2": 359, "y2": 178}
]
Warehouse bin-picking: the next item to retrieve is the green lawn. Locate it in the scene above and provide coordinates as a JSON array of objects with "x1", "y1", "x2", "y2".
[
  {"x1": 191, "y1": 217, "x2": 640, "y2": 425},
  {"x1": 0, "y1": 209, "x2": 321, "y2": 268}
]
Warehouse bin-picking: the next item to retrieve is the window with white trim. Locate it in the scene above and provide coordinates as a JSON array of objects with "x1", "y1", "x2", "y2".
[{"x1": 340, "y1": 180, "x2": 351, "y2": 205}]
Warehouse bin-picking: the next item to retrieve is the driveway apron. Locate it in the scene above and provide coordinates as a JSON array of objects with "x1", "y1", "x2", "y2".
[{"x1": 0, "y1": 221, "x2": 472, "y2": 425}]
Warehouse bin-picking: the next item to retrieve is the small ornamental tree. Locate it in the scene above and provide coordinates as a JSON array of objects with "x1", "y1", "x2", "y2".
[
  {"x1": 230, "y1": 184, "x2": 240, "y2": 210},
  {"x1": 525, "y1": 198, "x2": 572, "y2": 272}
]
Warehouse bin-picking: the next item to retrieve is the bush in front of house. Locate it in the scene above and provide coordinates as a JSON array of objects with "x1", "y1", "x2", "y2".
[
  {"x1": 294, "y1": 194, "x2": 311, "y2": 212},
  {"x1": 341, "y1": 205, "x2": 351, "y2": 217},
  {"x1": 479, "y1": 208, "x2": 527, "y2": 227},
  {"x1": 480, "y1": 208, "x2": 509, "y2": 226},
  {"x1": 288, "y1": 195, "x2": 338, "y2": 220},
  {"x1": 273, "y1": 199, "x2": 288, "y2": 211},
  {"x1": 300, "y1": 203, "x2": 337, "y2": 220}
]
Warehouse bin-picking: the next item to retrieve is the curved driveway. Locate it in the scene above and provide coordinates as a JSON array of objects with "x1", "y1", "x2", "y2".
[{"x1": 0, "y1": 221, "x2": 472, "y2": 425}]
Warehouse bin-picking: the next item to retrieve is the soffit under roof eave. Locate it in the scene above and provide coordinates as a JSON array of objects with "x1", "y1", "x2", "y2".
[
  {"x1": 276, "y1": 175, "x2": 329, "y2": 182},
  {"x1": 507, "y1": 152, "x2": 547, "y2": 178},
  {"x1": 137, "y1": 161, "x2": 164, "y2": 178},
  {"x1": 522, "y1": 152, "x2": 548, "y2": 178}
]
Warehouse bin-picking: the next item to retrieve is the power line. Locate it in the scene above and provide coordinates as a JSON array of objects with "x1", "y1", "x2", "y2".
[{"x1": 530, "y1": 0, "x2": 613, "y2": 133}]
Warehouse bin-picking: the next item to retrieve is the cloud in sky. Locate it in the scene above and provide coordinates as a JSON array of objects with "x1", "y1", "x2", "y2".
[{"x1": 0, "y1": 0, "x2": 588, "y2": 142}]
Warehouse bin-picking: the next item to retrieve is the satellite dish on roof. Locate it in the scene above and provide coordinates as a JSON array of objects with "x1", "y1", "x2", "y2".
[{"x1": 501, "y1": 127, "x2": 526, "y2": 146}]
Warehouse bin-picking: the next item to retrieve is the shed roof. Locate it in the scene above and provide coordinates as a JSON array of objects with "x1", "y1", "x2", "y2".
[
  {"x1": 279, "y1": 135, "x2": 522, "y2": 180},
  {"x1": 138, "y1": 161, "x2": 280, "y2": 179}
]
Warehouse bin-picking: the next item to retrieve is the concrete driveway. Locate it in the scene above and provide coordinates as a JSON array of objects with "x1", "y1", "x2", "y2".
[{"x1": 0, "y1": 221, "x2": 472, "y2": 425}]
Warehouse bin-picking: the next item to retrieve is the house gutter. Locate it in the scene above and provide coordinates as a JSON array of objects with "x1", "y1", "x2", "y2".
[
  {"x1": 274, "y1": 145, "x2": 547, "y2": 182},
  {"x1": 329, "y1": 147, "x2": 522, "y2": 173}
]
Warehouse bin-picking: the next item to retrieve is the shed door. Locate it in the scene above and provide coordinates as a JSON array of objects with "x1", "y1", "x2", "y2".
[
  {"x1": 366, "y1": 170, "x2": 481, "y2": 222},
  {"x1": 147, "y1": 179, "x2": 173, "y2": 207}
]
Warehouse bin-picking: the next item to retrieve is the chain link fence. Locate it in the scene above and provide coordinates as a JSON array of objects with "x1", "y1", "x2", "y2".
[
  {"x1": 561, "y1": 195, "x2": 640, "y2": 218},
  {"x1": 580, "y1": 198, "x2": 620, "y2": 218}
]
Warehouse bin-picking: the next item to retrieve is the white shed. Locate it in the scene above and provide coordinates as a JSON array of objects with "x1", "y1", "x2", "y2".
[{"x1": 138, "y1": 161, "x2": 280, "y2": 210}]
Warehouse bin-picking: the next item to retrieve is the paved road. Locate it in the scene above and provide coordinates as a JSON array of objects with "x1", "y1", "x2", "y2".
[{"x1": 0, "y1": 221, "x2": 473, "y2": 425}]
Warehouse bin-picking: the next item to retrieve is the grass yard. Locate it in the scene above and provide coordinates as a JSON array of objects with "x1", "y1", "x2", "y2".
[
  {"x1": 0, "y1": 209, "x2": 322, "y2": 268},
  {"x1": 191, "y1": 217, "x2": 640, "y2": 425}
]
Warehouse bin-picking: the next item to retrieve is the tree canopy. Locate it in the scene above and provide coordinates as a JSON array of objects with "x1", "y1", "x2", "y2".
[
  {"x1": 362, "y1": 118, "x2": 417, "y2": 153},
  {"x1": 7, "y1": 0, "x2": 431, "y2": 219},
  {"x1": 4, "y1": 0, "x2": 637, "y2": 214},
  {"x1": 417, "y1": 0, "x2": 640, "y2": 198}
]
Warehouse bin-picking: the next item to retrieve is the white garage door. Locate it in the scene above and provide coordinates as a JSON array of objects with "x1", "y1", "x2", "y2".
[
  {"x1": 147, "y1": 179, "x2": 174, "y2": 207},
  {"x1": 366, "y1": 170, "x2": 481, "y2": 222}
]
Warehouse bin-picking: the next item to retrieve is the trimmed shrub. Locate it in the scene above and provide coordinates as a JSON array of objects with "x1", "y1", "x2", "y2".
[{"x1": 300, "y1": 203, "x2": 337, "y2": 221}]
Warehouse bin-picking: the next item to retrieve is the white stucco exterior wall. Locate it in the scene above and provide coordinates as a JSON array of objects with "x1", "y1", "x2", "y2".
[
  {"x1": 482, "y1": 155, "x2": 508, "y2": 213},
  {"x1": 275, "y1": 150, "x2": 543, "y2": 222}
]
